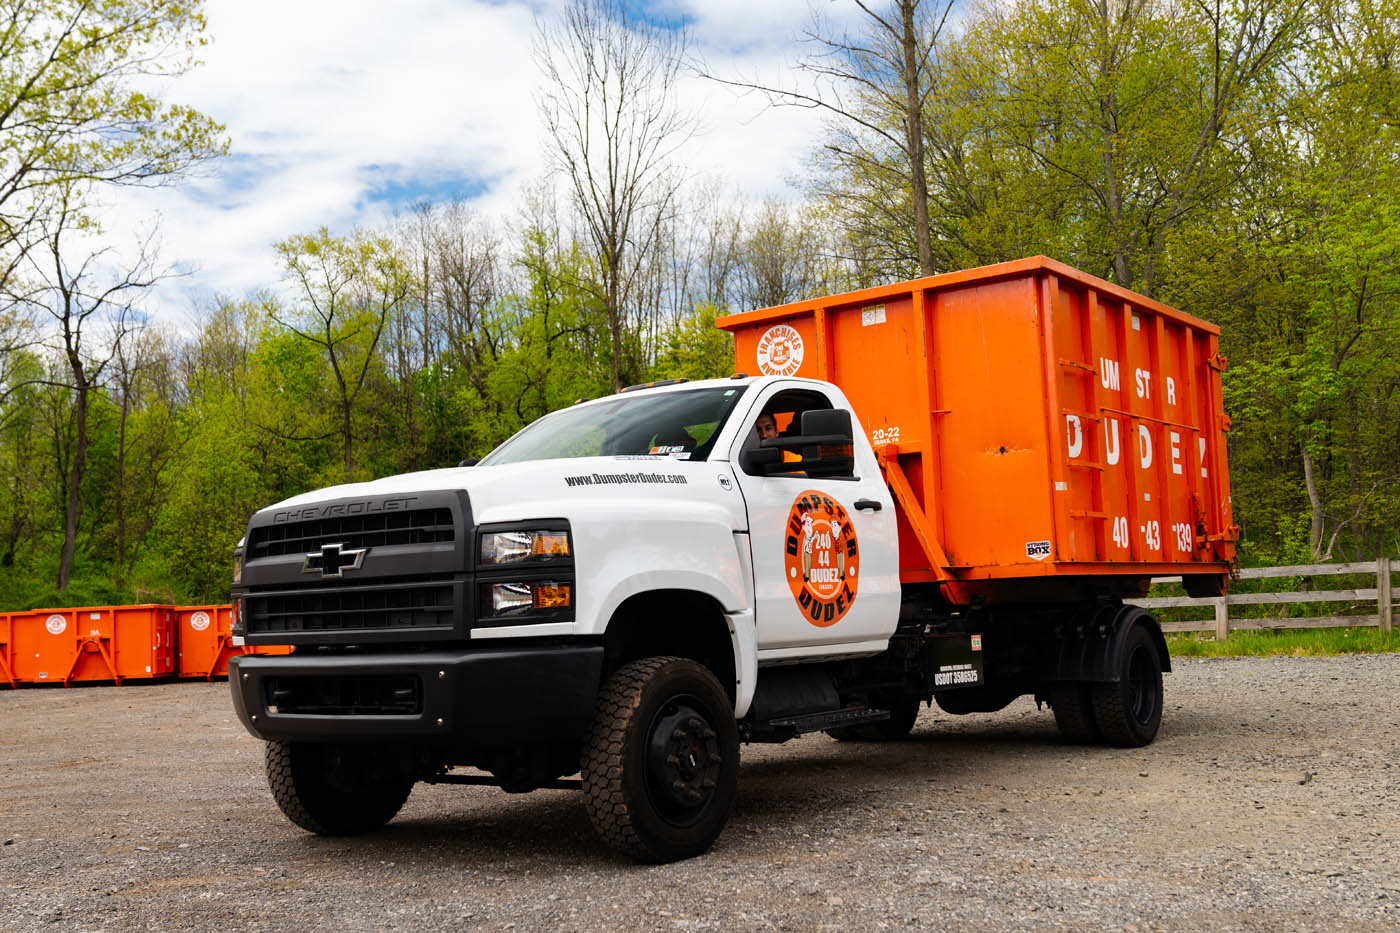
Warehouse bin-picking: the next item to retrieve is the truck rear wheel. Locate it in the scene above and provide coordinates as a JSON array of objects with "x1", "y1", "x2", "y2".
[
  {"x1": 582, "y1": 657, "x2": 739, "y2": 863},
  {"x1": 265, "y1": 740, "x2": 413, "y2": 835},
  {"x1": 1090, "y1": 624, "x2": 1164, "y2": 747},
  {"x1": 826, "y1": 697, "x2": 922, "y2": 741},
  {"x1": 1049, "y1": 684, "x2": 1100, "y2": 744}
]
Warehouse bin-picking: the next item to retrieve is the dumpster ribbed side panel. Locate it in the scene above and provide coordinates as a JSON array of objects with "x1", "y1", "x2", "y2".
[{"x1": 718, "y1": 256, "x2": 1235, "y2": 602}]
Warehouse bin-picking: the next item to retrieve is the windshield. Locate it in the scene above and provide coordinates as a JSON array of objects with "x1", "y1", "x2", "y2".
[{"x1": 479, "y1": 385, "x2": 748, "y2": 466}]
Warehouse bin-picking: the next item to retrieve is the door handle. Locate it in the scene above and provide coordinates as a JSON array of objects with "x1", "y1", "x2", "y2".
[{"x1": 854, "y1": 499, "x2": 882, "y2": 511}]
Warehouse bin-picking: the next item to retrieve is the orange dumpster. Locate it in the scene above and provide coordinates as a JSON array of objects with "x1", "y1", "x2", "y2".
[
  {"x1": 177, "y1": 605, "x2": 239, "y2": 679},
  {"x1": 8, "y1": 605, "x2": 176, "y2": 686},
  {"x1": 0, "y1": 613, "x2": 14, "y2": 687},
  {"x1": 719, "y1": 256, "x2": 1236, "y2": 604},
  {"x1": 178, "y1": 605, "x2": 291, "y2": 679}
]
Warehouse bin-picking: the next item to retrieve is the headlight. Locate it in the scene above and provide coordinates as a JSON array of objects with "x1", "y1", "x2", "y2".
[
  {"x1": 486, "y1": 581, "x2": 572, "y2": 615},
  {"x1": 480, "y1": 530, "x2": 570, "y2": 564},
  {"x1": 232, "y1": 547, "x2": 244, "y2": 584}
]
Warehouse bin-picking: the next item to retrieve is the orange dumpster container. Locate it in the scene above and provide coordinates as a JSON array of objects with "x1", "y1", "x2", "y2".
[
  {"x1": 177, "y1": 605, "x2": 291, "y2": 679},
  {"x1": 0, "y1": 613, "x2": 14, "y2": 687},
  {"x1": 718, "y1": 256, "x2": 1236, "y2": 604},
  {"x1": 8, "y1": 605, "x2": 176, "y2": 686},
  {"x1": 177, "y1": 605, "x2": 236, "y2": 678}
]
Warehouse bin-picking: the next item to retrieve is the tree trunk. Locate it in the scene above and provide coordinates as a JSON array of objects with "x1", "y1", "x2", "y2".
[
  {"x1": 57, "y1": 367, "x2": 88, "y2": 592},
  {"x1": 899, "y1": 0, "x2": 935, "y2": 277},
  {"x1": 1301, "y1": 439, "x2": 1327, "y2": 562}
]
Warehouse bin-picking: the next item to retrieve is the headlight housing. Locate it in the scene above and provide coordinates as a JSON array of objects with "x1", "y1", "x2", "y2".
[
  {"x1": 476, "y1": 522, "x2": 573, "y2": 626},
  {"x1": 232, "y1": 545, "x2": 244, "y2": 584},
  {"x1": 488, "y1": 581, "x2": 573, "y2": 615},
  {"x1": 479, "y1": 529, "x2": 570, "y2": 564}
]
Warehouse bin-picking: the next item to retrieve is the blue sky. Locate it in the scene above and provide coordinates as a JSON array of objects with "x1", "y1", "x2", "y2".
[{"x1": 96, "y1": 0, "x2": 851, "y2": 326}]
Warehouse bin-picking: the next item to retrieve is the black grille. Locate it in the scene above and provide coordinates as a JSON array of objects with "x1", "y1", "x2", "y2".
[
  {"x1": 265, "y1": 674, "x2": 421, "y2": 715},
  {"x1": 249, "y1": 508, "x2": 455, "y2": 558},
  {"x1": 247, "y1": 578, "x2": 455, "y2": 634}
]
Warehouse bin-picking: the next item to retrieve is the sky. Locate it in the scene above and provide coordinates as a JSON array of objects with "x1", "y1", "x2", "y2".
[{"x1": 95, "y1": 0, "x2": 855, "y2": 328}]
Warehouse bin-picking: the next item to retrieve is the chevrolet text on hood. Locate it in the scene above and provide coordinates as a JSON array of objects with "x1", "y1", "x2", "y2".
[{"x1": 228, "y1": 258, "x2": 1236, "y2": 863}]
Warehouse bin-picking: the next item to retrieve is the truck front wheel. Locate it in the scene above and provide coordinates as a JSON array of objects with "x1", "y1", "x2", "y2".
[
  {"x1": 265, "y1": 740, "x2": 414, "y2": 835},
  {"x1": 582, "y1": 657, "x2": 739, "y2": 862}
]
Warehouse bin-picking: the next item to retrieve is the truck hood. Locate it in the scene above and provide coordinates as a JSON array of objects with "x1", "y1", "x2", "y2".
[{"x1": 261, "y1": 456, "x2": 725, "y2": 525}]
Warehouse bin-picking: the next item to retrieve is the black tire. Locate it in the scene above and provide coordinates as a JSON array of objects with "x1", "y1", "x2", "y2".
[
  {"x1": 1090, "y1": 623, "x2": 1164, "y2": 747},
  {"x1": 1050, "y1": 683, "x2": 1100, "y2": 744},
  {"x1": 826, "y1": 697, "x2": 922, "y2": 741},
  {"x1": 265, "y1": 740, "x2": 414, "y2": 835},
  {"x1": 582, "y1": 657, "x2": 739, "y2": 863}
]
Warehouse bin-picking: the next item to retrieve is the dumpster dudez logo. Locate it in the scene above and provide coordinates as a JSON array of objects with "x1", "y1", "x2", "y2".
[
  {"x1": 190, "y1": 611, "x2": 211, "y2": 632},
  {"x1": 45, "y1": 614, "x2": 66, "y2": 635},
  {"x1": 756, "y1": 324, "x2": 804, "y2": 377},
  {"x1": 784, "y1": 490, "x2": 859, "y2": 627}
]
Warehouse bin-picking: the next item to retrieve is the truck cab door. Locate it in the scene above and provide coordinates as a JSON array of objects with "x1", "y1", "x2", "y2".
[{"x1": 730, "y1": 384, "x2": 900, "y2": 658}]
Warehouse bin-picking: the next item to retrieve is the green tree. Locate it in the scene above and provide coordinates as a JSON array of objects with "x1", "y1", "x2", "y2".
[{"x1": 0, "y1": 0, "x2": 225, "y2": 286}]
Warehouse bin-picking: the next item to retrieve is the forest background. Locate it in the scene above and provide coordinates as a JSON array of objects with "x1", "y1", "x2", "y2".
[{"x1": 0, "y1": 0, "x2": 1396, "y2": 609}]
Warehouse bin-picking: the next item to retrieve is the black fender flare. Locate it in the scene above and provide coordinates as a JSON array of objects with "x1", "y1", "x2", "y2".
[{"x1": 1046, "y1": 604, "x2": 1170, "y2": 683}]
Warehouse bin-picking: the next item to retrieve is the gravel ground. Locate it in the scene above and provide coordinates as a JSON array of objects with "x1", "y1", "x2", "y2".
[{"x1": 2, "y1": 654, "x2": 1398, "y2": 932}]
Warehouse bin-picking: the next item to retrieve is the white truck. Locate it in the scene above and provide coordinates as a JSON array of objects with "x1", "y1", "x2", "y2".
[{"x1": 230, "y1": 261, "x2": 1235, "y2": 862}]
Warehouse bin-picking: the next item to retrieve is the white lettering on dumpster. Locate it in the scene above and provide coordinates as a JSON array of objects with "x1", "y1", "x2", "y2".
[
  {"x1": 1138, "y1": 424, "x2": 1153, "y2": 469},
  {"x1": 1065, "y1": 414, "x2": 1083, "y2": 458},
  {"x1": 1100, "y1": 358, "x2": 1121, "y2": 391},
  {"x1": 1105, "y1": 418, "x2": 1121, "y2": 465}
]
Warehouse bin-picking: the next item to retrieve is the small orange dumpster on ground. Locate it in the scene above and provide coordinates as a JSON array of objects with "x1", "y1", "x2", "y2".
[
  {"x1": 177, "y1": 605, "x2": 237, "y2": 679},
  {"x1": 8, "y1": 605, "x2": 176, "y2": 686},
  {"x1": 0, "y1": 613, "x2": 14, "y2": 687}
]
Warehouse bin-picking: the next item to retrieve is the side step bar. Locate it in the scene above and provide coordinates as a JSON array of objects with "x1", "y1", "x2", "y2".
[{"x1": 742, "y1": 706, "x2": 891, "y2": 743}]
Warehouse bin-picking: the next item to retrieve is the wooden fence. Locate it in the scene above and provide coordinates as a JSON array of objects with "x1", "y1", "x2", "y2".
[{"x1": 1136, "y1": 559, "x2": 1395, "y2": 639}]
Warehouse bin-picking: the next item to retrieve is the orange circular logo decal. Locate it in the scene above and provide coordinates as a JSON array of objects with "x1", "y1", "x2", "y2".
[{"x1": 784, "y1": 490, "x2": 859, "y2": 626}]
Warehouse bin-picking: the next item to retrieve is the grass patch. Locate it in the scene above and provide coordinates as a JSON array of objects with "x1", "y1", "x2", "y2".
[{"x1": 1167, "y1": 627, "x2": 1400, "y2": 657}]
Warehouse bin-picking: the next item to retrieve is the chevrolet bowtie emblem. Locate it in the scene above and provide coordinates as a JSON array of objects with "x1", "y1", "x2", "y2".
[{"x1": 302, "y1": 542, "x2": 368, "y2": 578}]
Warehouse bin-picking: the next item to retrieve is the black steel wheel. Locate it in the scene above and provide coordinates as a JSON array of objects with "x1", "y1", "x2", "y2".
[
  {"x1": 582, "y1": 657, "x2": 739, "y2": 862},
  {"x1": 1090, "y1": 624, "x2": 1164, "y2": 747},
  {"x1": 1050, "y1": 683, "x2": 1100, "y2": 744},
  {"x1": 265, "y1": 740, "x2": 414, "y2": 835}
]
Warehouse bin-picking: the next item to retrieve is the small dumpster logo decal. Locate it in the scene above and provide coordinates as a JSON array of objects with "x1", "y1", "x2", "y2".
[
  {"x1": 1026, "y1": 540, "x2": 1052, "y2": 560},
  {"x1": 784, "y1": 490, "x2": 859, "y2": 627},
  {"x1": 189, "y1": 611, "x2": 211, "y2": 632},
  {"x1": 45, "y1": 614, "x2": 66, "y2": 635},
  {"x1": 756, "y1": 324, "x2": 804, "y2": 376}
]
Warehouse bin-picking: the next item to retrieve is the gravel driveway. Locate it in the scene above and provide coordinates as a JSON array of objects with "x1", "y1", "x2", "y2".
[{"x1": 2, "y1": 654, "x2": 1397, "y2": 931}]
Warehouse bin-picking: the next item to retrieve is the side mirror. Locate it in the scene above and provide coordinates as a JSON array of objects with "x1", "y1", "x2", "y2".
[
  {"x1": 799, "y1": 408, "x2": 853, "y2": 443},
  {"x1": 739, "y1": 446, "x2": 782, "y2": 475},
  {"x1": 458, "y1": 458, "x2": 480, "y2": 467},
  {"x1": 743, "y1": 409, "x2": 856, "y2": 477},
  {"x1": 798, "y1": 409, "x2": 854, "y2": 478}
]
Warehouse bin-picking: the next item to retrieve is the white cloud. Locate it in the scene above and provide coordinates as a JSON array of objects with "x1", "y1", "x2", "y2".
[{"x1": 95, "y1": 0, "x2": 838, "y2": 327}]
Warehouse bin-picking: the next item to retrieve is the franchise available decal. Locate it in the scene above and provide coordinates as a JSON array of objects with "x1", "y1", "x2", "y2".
[
  {"x1": 784, "y1": 490, "x2": 859, "y2": 627},
  {"x1": 756, "y1": 324, "x2": 804, "y2": 377}
]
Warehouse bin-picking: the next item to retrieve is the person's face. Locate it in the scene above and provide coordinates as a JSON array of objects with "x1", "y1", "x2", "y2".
[{"x1": 756, "y1": 415, "x2": 778, "y2": 440}]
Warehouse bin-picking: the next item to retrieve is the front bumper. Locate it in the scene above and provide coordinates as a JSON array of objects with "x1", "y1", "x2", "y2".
[{"x1": 229, "y1": 642, "x2": 604, "y2": 747}]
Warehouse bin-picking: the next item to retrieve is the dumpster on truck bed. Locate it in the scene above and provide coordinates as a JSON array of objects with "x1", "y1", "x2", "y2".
[{"x1": 718, "y1": 255, "x2": 1236, "y2": 604}]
